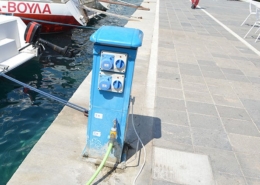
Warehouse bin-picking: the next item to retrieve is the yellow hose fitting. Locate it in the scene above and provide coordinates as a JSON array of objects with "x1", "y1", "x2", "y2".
[{"x1": 110, "y1": 119, "x2": 117, "y2": 141}]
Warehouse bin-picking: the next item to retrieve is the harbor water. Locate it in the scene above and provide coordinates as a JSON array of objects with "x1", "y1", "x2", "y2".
[{"x1": 0, "y1": 2, "x2": 140, "y2": 184}]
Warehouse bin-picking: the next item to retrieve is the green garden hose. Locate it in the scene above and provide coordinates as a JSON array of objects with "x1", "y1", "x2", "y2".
[{"x1": 86, "y1": 143, "x2": 113, "y2": 185}]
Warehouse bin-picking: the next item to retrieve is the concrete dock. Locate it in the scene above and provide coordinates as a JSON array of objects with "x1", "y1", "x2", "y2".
[{"x1": 8, "y1": 0, "x2": 260, "y2": 184}]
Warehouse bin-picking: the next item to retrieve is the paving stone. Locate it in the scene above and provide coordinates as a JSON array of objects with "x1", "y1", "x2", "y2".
[
  {"x1": 246, "y1": 177, "x2": 260, "y2": 185},
  {"x1": 158, "y1": 59, "x2": 178, "y2": 67},
  {"x1": 200, "y1": 65, "x2": 222, "y2": 72},
  {"x1": 157, "y1": 78, "x2": 182, "y2": 90},
  {"x1": 236, "y1": 153, "x2": 260, "y2": 179},
  {"x1": 183, "y1": 82, "x2": 209, "y2": 93},
  {"x1": 228, "y1": 56, "x2": 247, "y2": 61},
  {"x1": 208, "y1": 85, "x2": 236, "y2": 97},
  {"x1": 215, "y1": 60, "x2": 238, "y2": 69},
  {"x1": 241, "y1": 99, "x2": 260, "y2": 129},
  {"x1": 161, "y1": 123, "x2": 192, "y2": 145},
  {"x1": 179, "y1": 63, "x2": 200, "y2": 70},
  {"x1": 225, "y1": 74, "x2": 250, "y2": 82},
  {"x1": 178, "y1": 57, "x2": 198, "y2": 64},
  {"x1": 194, "y1": 146, "x2": 243, "y2": 176},
  {"x1": 156, "y1": 87, "x2": 184, "y2": 100},
  {"x1": 181, "y1": 74, "x2": 206, "y2": 84},
  {"x1": 214, "y1": 172, "x2": 246, "y2": 185},
  {"x1": 153, "y1": 138, "x2": 194, "y2": 153},
  {"x1": 154, "y1": 109, "x2": 188, "y2": 126},
  {"x1": 157, "y1": 65, "x2": 179, "y2": 74},
  {"x1": 212, "y1": 94, "x2": 243, "y2": 108},
  {"x1": 159, "y1": 43, "x2": 175, "y2": 49},
  {"x1": 229, "y1": 133, "x2": 260, "y2": 154},
  {"x1": 221, "y1": 68, "x2": 244, "y2": 75},
  {"x1": 179, "y1": 68, "x2": 203, "y2": 77},
  {"x1": 192, "y1": 128, "x2": 232, "y2": 150},
  {"x1": 248, "y1": 77, "x2": 260, "y2": 84},
  {"x1": 155, "y1": 97, "x2": 186, "y2": 111},
  {"x1": 202, "y1": 70, "x2": 226, "y2": 79},
  {"x1": 157, "y1": 71, "x2": 180, "y2": 80},
  {"x1": 186, "y1": 101, "x2": 218, "y2": 116},
  {"x1": 189, "y1": 113, "x2": 223, "y2": 131},
  {"x1": 184, "y1": 90, "x2": 213, "y2": 104},
  {"x1": 211, "y1": 53, "x2": 230, "y2": 59},
  {"x1": 222, "y1": 118, "x2": 260, "y2": 137},
  {"x1": 216, "y1": 105, "x2": 251, "y2": 121}
]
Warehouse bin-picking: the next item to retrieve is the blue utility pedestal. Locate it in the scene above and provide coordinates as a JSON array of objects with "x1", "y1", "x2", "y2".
[{"x1": 85, "y1": 26, "x2": 143, "y2": 165}]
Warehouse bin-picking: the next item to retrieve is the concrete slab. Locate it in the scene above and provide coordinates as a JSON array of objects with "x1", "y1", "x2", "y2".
[{"x1": 152, "y1": 147, "x2": 215, "y2": 185}]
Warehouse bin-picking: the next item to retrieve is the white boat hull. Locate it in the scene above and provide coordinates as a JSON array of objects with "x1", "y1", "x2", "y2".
[{"x1": 0, "y1": 15, "x2": 37, "y2": 73}]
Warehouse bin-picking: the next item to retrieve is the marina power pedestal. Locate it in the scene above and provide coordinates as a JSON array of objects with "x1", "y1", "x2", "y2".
[{"x1": 85, "y1": 26, "x2": 143, "y2": 166}]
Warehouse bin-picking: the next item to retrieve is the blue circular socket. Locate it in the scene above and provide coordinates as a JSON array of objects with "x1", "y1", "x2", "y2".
[
  {"x1": 99, "y1": 80, "x2": 111, "y2": 90},
  {"x1": 115, "y1": 59, "x2": 125, "y2": 70},
  {"x1": 101, "y1": 58, "x2": 113, "y2": 70},
  {"x1": 113, "y1": 80, "x2": 122, "y2": 90}
]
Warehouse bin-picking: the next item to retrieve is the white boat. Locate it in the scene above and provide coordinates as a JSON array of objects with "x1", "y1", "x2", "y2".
[
  {"x1": 0, "y1": 15, "x2": 38, "y2": 73},
  {"x1": 0, "y1": 0, "x2": 110, "y2": 33}
]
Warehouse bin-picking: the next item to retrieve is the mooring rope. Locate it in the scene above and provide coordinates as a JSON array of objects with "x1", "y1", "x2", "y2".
[{"x1": 0, "y1": 72, "x2": 88, "y2": 114}]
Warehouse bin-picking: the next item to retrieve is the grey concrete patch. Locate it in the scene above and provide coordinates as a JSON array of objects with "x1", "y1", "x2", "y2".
[{"x1": 153, "y1": 147, "x2": 215, "y2": 185}]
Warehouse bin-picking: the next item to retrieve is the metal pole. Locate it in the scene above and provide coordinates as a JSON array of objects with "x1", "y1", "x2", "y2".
[{"x1": 0, "y1": 73, "x2": 88, "y2": 114}]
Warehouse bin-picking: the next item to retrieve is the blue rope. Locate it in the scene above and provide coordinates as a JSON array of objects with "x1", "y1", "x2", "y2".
[{"x1": 0, "y1": 72, "x2": 88, "y2": 113}]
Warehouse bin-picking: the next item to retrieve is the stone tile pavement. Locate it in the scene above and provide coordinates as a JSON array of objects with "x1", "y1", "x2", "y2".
[{"x1": 152, "y1": 0, "x2": 260, "y2": 184}]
